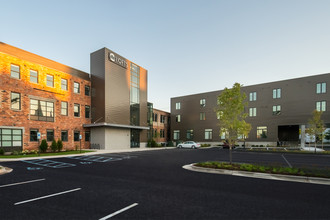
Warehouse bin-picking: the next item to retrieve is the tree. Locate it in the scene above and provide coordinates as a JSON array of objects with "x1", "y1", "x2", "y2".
[
  {"x1": 306, "y1": 110, "x2": 325, "y2": 153},
  {"x1": 51, "y1": 140, "x2": 57, "y2": 152},
  {"x1": 216, "y1": 83, "x2": 251, "y2": 164},
  {"x1": 39, "y1": 139, "x2": 48, "y2": 153}
]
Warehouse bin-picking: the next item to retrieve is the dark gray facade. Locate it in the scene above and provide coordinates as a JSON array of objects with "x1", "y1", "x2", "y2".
[
  {"x1": 86, "y1": 48, "x2": 149, "y2": 150},
  {"x1": 171, "y1": 73, "x2": 330, "y2": 145}
]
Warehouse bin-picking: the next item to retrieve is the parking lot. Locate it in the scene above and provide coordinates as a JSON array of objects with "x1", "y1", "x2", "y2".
[{"x1": 1, "y1": 148, "x2": 330, "y2": 219}]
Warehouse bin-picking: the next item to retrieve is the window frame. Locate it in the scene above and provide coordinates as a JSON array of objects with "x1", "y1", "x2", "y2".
[
  {"x1": 61, "y1": 79, "x2": 68, "y2": 91},
  {"x1": 74, "y1": 82, "x2": 80, "y2": 94},
  {"x1": 74, "y1": 130, "x2": 80, "y2": 142},
  {"x1": 200, "y1": 99, "x2": 206, "y2": 107},
  {"x1": 249, "y1": 107, "x2": 256, "y2": 117},
  {"x1": 316, "y1": 101, "x2": 326, "y2": 112},
  {"x1": 85, "y1": 85, "x2": 90, "y2": 96},
  {"x1": 316, "y1": 82, "x2": 326, "y2": 94},
  {"x1": 249, "y1": 92, "x2": 257, "y2": 101},
  {"x1": 61, "y1": 101, "x2": 68, "y2": 116},
  {"x1": 85, "y1": 105, "x2": 90, "y2": 118},
  {"x1": 273, "y1": 88, "x2": 281, "y2": 99},
  {"x1": 272, "y1": 105, "x2": 281, "y2": 115},
  {"x1": 61, "y1": 130, "x2": 68, "y2": 142},
  {"x1": 176, "y1": 102, "x2": 181, "y2": 110},
  {"x1": 205, "y1": 129, "x2": 213, "y2": 140},
  {"x1": 46, "y1": 129, "x2": 54, "y2": 142},
  {"x1": 30, "y1": 70, "x2": 38, "y2": 83},
  {"x1": 30, "y1": 99, "x2": 54, "y2": 122},
  {"x1": 200, "y1": 112, "x2": 206, "y2": 120},
  {"x1": 46, "y1": 74, "x2": 54, "y2": 87},
  {"x1": 74, "y1": 103, "x2": 80, "y2": 117},
  {"x1": 11, "y1": 92, "x2": 21, "y2": 110},
  {"x1": 10, "y1": 64, "x2": 20, "y2": 79},
  {"x1": 173, "y1": 130, "x2": 180, "y2": 140},
  {"x1": 30, "y1": 129, "x2": 39, "y2": 142},
  {"x1": 257, "y1": 126, "x2": 268, "y2": 139},
  {"x1": 176, "y1": 115, "x2": 181, "y2": 123}
]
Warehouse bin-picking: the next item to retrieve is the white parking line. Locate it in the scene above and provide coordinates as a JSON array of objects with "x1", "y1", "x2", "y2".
[
  {"x1": 281, "y1": 154, "x2": 292, "y2": 168},
  {"x1": 0, "y1": 178, "x2": 45, "y2": 188},
  {"x1": 99, "y1": 203, "x2": 139, "y2": 220},
  {"x1": 14, "y1": 188, "x2": 81, "y2": 205}
]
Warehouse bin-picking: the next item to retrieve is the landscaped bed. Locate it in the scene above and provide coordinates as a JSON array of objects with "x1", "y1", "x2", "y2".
[
  {"x1": 0, "y1": 150, "x2": 93, "y2": 158},
  {"x1": 195, "y1": 161, "x2": 330, "y2": 178}
]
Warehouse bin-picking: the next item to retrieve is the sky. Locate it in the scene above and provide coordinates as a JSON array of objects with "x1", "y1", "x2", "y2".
[{"x1": 1, "y1": 0, "x2": 330, "y2": 112}]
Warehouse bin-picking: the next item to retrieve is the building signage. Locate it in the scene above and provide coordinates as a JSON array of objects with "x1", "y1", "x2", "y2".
[{"x1": 108, "y1": 52, "x2": 127, "y2": 69}]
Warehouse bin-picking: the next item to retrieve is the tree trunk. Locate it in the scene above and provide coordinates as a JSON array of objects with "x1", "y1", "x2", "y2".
[{"x1": 229, "y1": 145, "x2": 233, "y2": 164}]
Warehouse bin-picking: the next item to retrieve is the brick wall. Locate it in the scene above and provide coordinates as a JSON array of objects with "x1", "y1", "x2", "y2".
[{"x1": 0, "y1": 51, "x2": 91, "y2": 151}]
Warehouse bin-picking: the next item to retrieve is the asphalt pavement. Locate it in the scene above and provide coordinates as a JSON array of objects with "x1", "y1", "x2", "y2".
[{"x1": 0, "y1": 148, "x2": 329, "y2": 219}]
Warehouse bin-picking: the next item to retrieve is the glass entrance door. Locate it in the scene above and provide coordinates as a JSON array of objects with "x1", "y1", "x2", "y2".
[{"x1": 130, "y1": 129, "x2": 140, "y2": 148}]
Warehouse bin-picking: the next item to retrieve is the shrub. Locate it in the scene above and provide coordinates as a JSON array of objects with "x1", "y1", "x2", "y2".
[
  {"x1": 201, "y1": 144, "x2": 211, "y2": 148},
  {"x1": 167, "y1": 141, "x2": 174, "y2": 147},
  {"x1": 0, "y1": 148, "x2": 4, "y2": 155},
  {"x1": 57, "y1": 139, "x2": 63, "y2": 152},
  {"x1": 51, "y1": 140, "x2": 57, "y2": 152},
  {"x1": 21, "y1": 150, "x2": 30, "y2": 155},
  {"x1": 39, "y1": 139, "x2": 48, "y2": 153},
  {"x1": 150, "y1": 139, "x2": 158, "y2": 147}
]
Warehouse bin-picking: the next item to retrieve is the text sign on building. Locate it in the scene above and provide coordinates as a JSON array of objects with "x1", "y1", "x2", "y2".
[
  {"x1": 37, "y1": 132, "x2": 41, "y2": 140},
  {"x1": 108, "y1": 52, "x2": 127, "y2": 69}
]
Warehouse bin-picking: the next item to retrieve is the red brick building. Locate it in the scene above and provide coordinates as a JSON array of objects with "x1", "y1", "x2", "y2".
[
  {"x1": 152, "y1": 108, "x2": 170, "y2": 145},
  {"x1": 0, "y1": 42, "x2": 91, "y2": 152}
]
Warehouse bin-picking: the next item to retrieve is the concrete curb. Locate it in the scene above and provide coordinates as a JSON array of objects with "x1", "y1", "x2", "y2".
[
  {"x1": 183, "y1": 163, "x2": 330, "y2": 186},
  {"x1": 0, "y1": 147, "x2": 175, "y2": 162},
  {"x1": 0, "y1": 166, "x2": 13, "y2": 175}
]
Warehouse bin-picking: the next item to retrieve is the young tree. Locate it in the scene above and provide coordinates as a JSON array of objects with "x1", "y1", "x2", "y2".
[
  {"x1": 306, "y1": 110, "x2": 325, "y2": 153},
  {"x1": 216, "y1": 83, "x2": 251, "y2": 164}
]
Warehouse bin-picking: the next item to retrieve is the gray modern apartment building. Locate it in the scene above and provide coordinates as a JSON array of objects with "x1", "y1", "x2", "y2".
[
  {"x1": 171, "y1": 73, "x2": 330, "y2": 146},
  {"x1": 84, "y1": 48, "x2": 149, "y2": 150}
]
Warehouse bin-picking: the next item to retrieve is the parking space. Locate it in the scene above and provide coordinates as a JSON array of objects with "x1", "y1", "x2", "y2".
[
  {"x1": 68, "y1": 155, "x2": 123, "y2": 163},
  {"x1": 22, "y1": 159, "x2": 76, "y2": 168}
]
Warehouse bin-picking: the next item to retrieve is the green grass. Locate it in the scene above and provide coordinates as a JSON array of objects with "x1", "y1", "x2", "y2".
[
  {"x1": 0, "y1": 150, "x2": 93, "y2": 158},
  {"x1": 244, "y1": 148, "x2": 330, "y2": 155},
  {"x1": 195, "y1": 161, "x2": 330, "y2": 178}
]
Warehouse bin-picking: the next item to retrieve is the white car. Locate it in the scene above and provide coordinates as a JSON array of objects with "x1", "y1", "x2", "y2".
[{"x1": 177, "y1": 141, "x2": 201, "y2": 149}]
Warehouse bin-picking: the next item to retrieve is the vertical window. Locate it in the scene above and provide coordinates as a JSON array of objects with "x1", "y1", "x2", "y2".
[
  {"x1": 74, "y1": 130, "x2": 80, "y2": 142},
  {"x1": 249, "y1": 107, "x2": 256, "y2": 117},
  {"x1": 154, "y1": 113, "x2": 158, "y2": 122},
  {"x1": 154, "y1": 129, "x2": 157, "y2": 138},
  {"x1": 205, "y1": 129, "x2": 212, "y2": 140},
  {"x1": 257, "y1": 126, "x2": 267, "y2": 139},
  {"x1": 176, "y1": 102, "x2": 181, "y2": 110},
  {"x1": 10, "y1": 64, "x2": 20, "y2": 79},
  {"x1": 61, "y1": 101, "x2": 68, "y2": 116},
  {"x1": 272, "y1": 105, "x2": 281, "y2": 115},
  {"x1": 47, "y1": 130, "x2": 54, "y2": 141},
  {"x1": 30, "y1": 129, "x2": 38, "y2": 142},
  {"x1": 85, "y1": 85, "x2": 90, "y2": 96},
  {"x1": 85, "y1": 131, "x2": 90, "y2": 142},
  {"x1": 47, "y1": 75, "x2": 54, "y2": 87},
  {"x1": 11, "y1": 92, "x2": 21, "y2": 110},
  {"x1": 200, "y1": 112, "x2": 206, "y2": 120},
  {"x1": 85, "y1": 105, "x2": 90, "y2": 118},
  {"x1": 200, "y1": 99, "x2": 206, "y2": 107},
  {"x1": 74, "y1": 104, "x2": 80, "y2": 117},
  {"x1": 173, "y1": 130, "x2": 180, "y2": 140},
  {"x1": 316, "y1": 82, "x2": 326, "y2": 94},
  {"x1": 249, "y1": 92, "x2": 257, "y2": 101},
  {"x1": 160, "y1": 115, "x2": 166, "y2": 123},
  {"x1": 316, "y1": 101, "x2": 326, "y2": 112},
  {"x1": 30, "y1": 70, "x2": 38, "y2": 83},
  {"x1": 61, "y1": 130, "x2": 68, "y2": 142},
  {"x1": 186, "y1": 129, "x2": 194, "y2": 140},
  {"x1": 273, "y1": 88, "x2": 281, "y2": 99},
  {"x1": 61, "y1": 79, "x2": 68, "y2": 91},
  {"x1": 74, "y1": 82, "x2": 80, "y2": 94},
  {"x1": 176, "y1": 115, "x2": 181, "y2": 122}
]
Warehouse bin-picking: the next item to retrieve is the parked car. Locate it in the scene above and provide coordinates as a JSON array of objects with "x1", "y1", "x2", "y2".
[{"x1": 177, "y1": 141, "x2": 201, "y2": 149}]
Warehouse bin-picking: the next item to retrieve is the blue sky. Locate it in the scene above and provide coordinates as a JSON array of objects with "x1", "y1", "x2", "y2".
[{"x1": 1, "y1": 0, "x2": 330, "y2": 112}]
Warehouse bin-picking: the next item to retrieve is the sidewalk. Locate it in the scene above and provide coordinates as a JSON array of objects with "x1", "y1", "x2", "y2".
[{"x1": 0, "y1": 147, "x2": 175, "y2": 162}]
